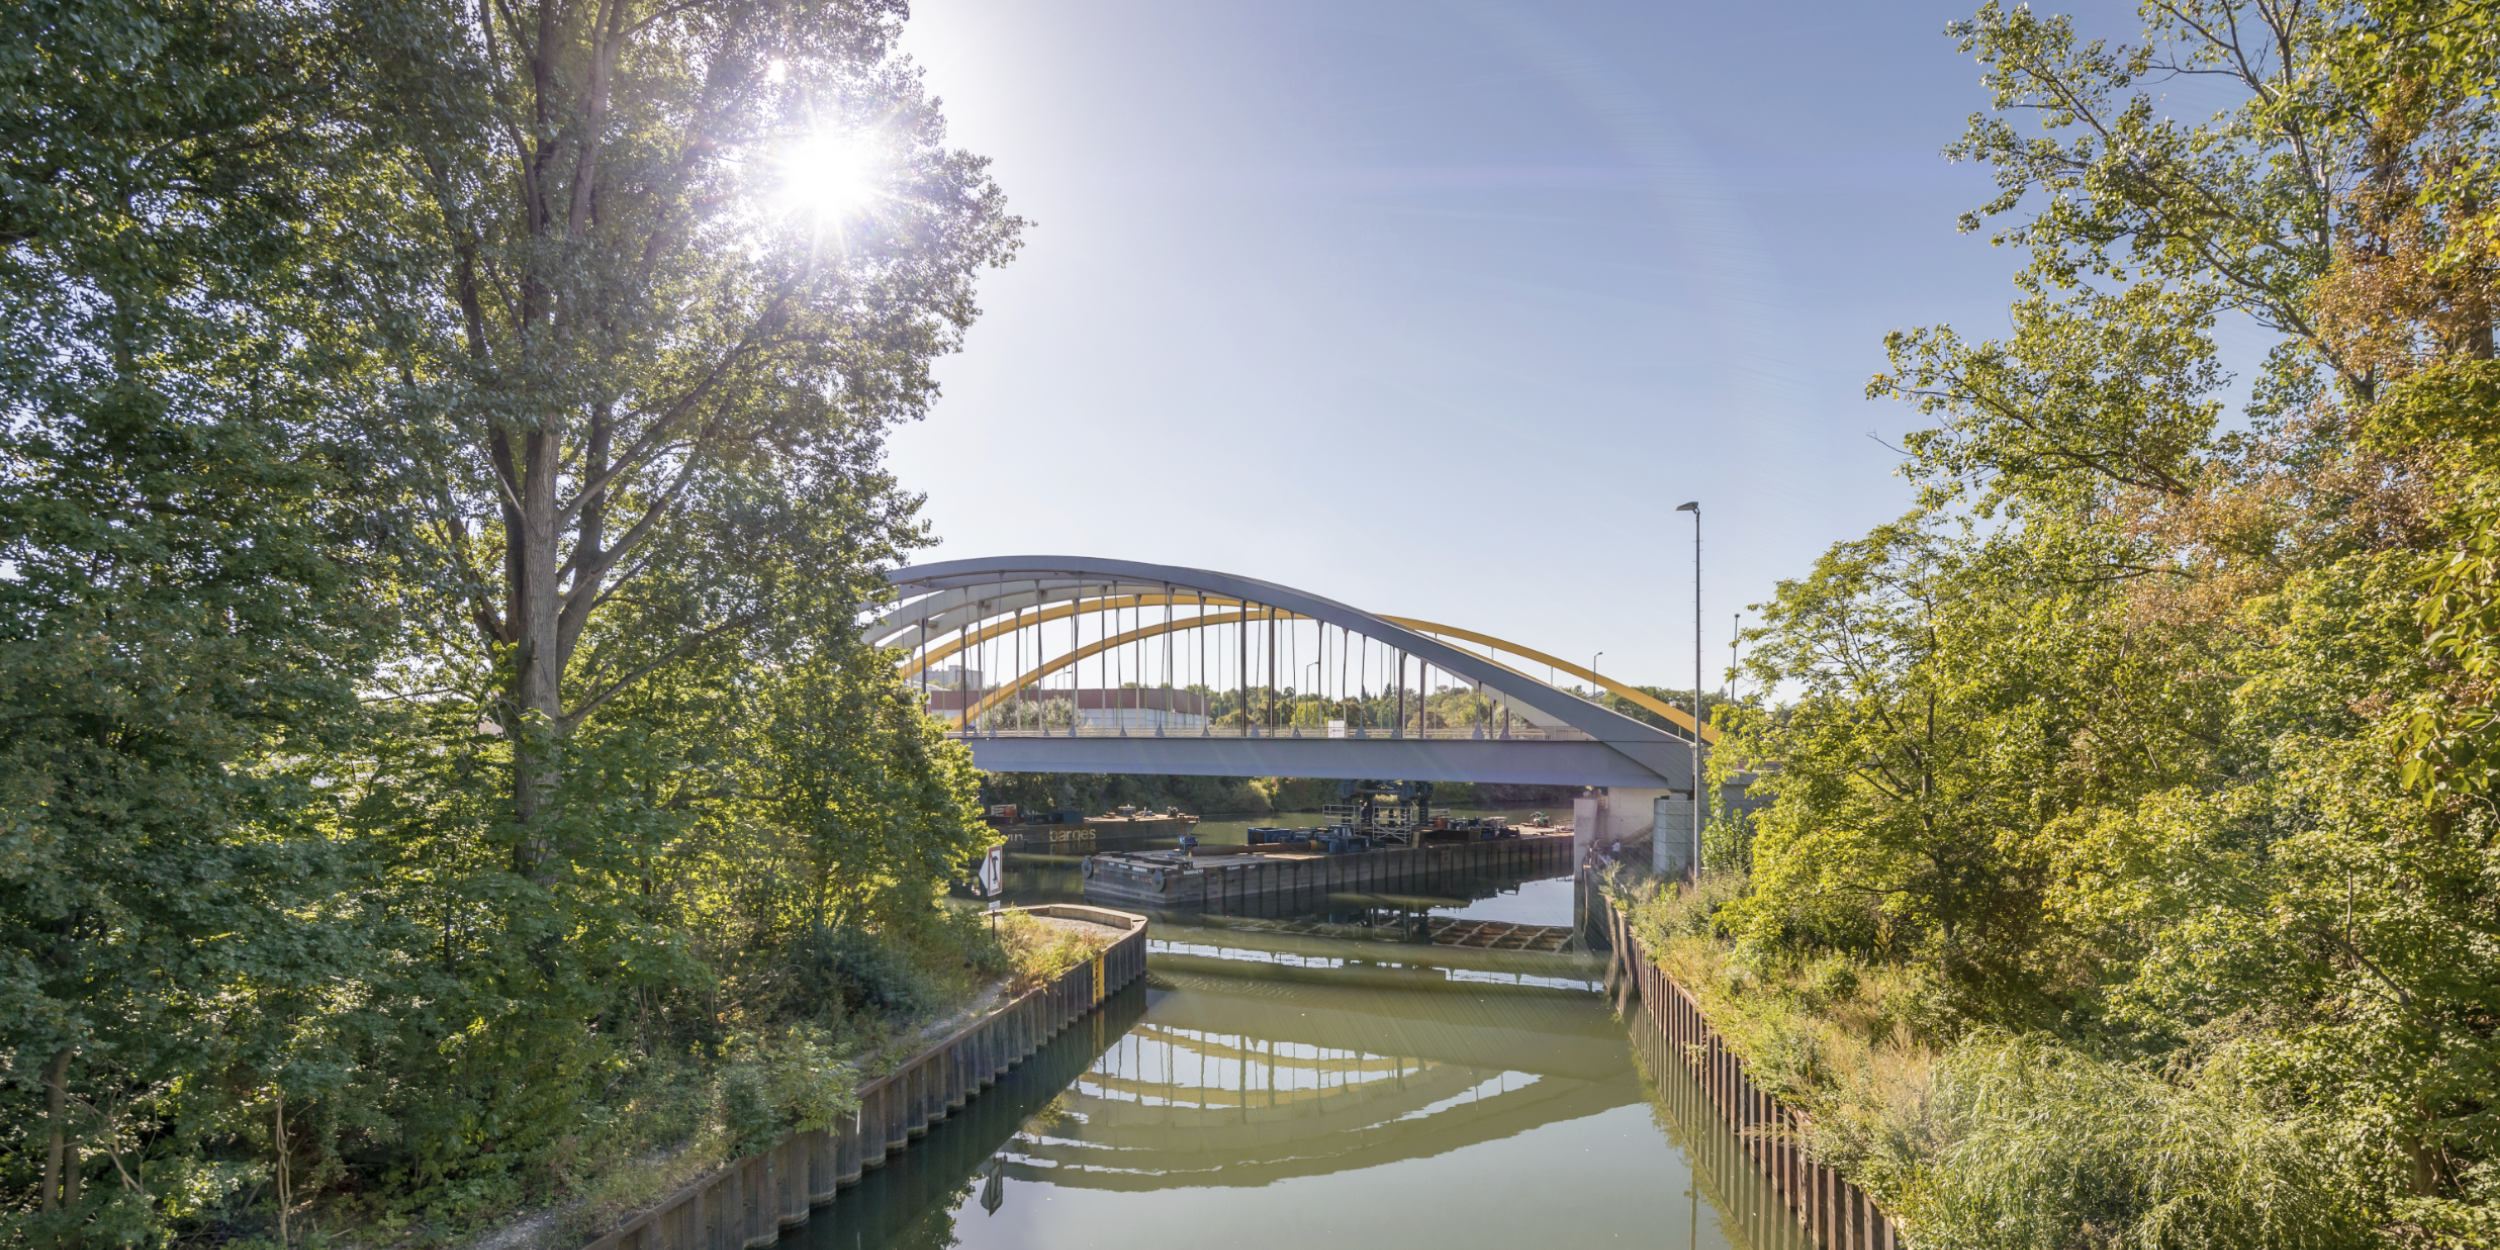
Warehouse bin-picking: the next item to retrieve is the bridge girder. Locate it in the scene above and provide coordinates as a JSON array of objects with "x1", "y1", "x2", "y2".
[{"x1": 957, "y1": 733, "x2": 1689, "y2": 789}]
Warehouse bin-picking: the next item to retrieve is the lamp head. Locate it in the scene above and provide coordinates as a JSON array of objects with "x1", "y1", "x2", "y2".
[{"x1": 1675, "y1": 501, "x2": 1699, "y2": 513}]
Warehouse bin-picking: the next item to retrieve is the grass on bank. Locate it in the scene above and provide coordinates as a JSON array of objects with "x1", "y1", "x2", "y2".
[
  {"x1": 986, "y1": 910, "x2": 1114, "y2": 992},
  {"x1": 1611, "y1": 871, "x2": 2384, "y2": 1250}
]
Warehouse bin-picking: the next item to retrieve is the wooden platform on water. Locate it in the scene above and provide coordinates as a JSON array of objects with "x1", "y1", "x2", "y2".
[{"x1": 1423, "y1": 917, "x2": 1576, "y2": 951}]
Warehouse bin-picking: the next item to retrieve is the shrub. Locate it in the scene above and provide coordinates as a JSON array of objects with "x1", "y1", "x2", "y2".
[
  {"x1": 790, "y1": 926, "x2": 938, "y2": 1023},
  {"x1": 990, "y1": 913, "x2": 1109, "y2": 991},
  {"x1": 1863, "y1": 1035, "x2": 2377, "y2": 1250},
  {"x1": 717, "y1": 1067, "x2": 778, "y2": 1159}
]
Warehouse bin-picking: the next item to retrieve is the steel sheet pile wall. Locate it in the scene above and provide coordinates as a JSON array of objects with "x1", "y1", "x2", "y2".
[
  {"x1": 1629, "y1": 1009, "x2": 1811, "y2": 1249},
  {"x1": 1599, "y1": 891, "x2": 1900, "y2": 1250},
  {"x1": 583, "y1": 905, "x2": 1148, "y2": 1250}
]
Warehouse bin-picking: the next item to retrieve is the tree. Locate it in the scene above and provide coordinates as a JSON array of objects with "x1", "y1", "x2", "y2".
[
  {"x1": 0, "y1": 0, "x2": 388, "y2": 1231},
  {"x1": 351, "y1": 0, "x2": 1021, "y2": 849},
  {"x1": 4, "y1": 0, "x2": 1023, "y2": 1235},
  {"x1": 1720, "y1": 1, "x2": 2500, "y2": 1237},
  {"x1": 1722, "y1": 518, "x2": 2220, "y2": 1010}
]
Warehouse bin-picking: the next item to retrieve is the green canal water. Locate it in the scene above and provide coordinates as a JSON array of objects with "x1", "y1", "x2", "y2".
[{"x1": 783, "y1": 841, "x2": 1812, "y2": 1250}]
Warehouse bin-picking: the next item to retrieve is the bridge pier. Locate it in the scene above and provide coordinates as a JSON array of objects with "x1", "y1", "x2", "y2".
[{"x1": 1571, "y1": 787, "x2": 1673, "y2": 868}]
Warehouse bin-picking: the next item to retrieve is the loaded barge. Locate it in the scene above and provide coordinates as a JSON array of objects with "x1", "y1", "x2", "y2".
[
  {"x1": 1080, "y1": 828, "x2": 1573, "y2": 912},
  {"x1": 986, "y1": 802, "x2": 1199, "y2": 850}
]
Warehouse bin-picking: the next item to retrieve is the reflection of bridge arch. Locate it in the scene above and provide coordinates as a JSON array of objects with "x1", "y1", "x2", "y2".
[
  {"x1": 878, "y1": 557, "x2": 1708, "y2": 789},
  {"x1": 997, "y1": 977, "x2": 1639, "y2": 1190}
]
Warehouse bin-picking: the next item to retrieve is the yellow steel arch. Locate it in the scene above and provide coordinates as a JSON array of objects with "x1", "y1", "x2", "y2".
[
  {"x1": 962, "y1": 606, "x2": 1286, "y2": 723},
  {"x1": 895, "y1": 592, "x2": 1248, "y2": 680},
  {"x1": 1379, "y1": 616, "x2": 1718, "y2": 745},
  {"x1": 914, "y1": 598, "x2": 1714, "y2": 745}
]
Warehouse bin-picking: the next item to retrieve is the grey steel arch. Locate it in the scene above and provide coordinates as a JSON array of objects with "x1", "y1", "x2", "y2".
[{"x1": 883, "y1": 556, "x2": 1695, "y2": 790}]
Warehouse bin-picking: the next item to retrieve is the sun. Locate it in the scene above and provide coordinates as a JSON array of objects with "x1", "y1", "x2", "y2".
[{"x1": 777, "y1": 128, "x2": 893, "y2": 229}]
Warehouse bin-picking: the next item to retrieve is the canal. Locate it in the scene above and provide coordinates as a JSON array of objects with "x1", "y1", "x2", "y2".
[{"x1": 785, "y1": 823, "x2": 1811, "y2": 1249}]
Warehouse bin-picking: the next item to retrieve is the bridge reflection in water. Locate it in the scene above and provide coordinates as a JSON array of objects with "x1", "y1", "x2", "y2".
[{"x1": 785, "y1": 925, "x2": 1809, "y2": 1250}]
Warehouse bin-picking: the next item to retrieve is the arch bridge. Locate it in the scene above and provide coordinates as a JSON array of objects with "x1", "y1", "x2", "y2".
[{"x1": 876, "y1": 557, "x2": 1712, "y2": 791}]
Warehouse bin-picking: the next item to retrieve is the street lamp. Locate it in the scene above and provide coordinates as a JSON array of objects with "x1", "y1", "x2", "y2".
[
  {"x1": 1675, "y1": 501, "x2": 1701, "y2": 882},
  {"x1": 1589, "y1": 651, "x2": 1603, "y2": 698}
]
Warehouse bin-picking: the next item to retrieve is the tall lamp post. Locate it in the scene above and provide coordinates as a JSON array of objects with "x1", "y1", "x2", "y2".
[{"x1": 1676, "y1": 501, "x2": 1701, "y2": 882}]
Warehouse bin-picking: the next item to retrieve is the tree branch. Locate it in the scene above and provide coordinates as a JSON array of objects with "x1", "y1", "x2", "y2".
[{"x1": 563, "y1": 610, "x2": 765, "y2": 728}]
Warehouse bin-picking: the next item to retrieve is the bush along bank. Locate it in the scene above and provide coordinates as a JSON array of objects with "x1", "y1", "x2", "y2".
[
  {"x1": 578, "y1": 908, "x2": 1144, "y2": 1250},
  {"x1": 1610, "y1": 872, "x2": 2387, "y2": 1250},
  {"x1": 519, "y1": 911, "x2": 1124, "y2": 1250}
]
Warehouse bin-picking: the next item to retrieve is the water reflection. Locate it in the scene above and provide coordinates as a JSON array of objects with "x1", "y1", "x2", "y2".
[
  {"x1": 791, "y1": 984, "x2": 1151, "y2": 1249},
  {"x1": 1007, "y1": 960, "x2": 1633, "y2": 1191},
  {"x1": 1631, "y1": 1007, "x2": 1814, "y2": 1250},
  {"x1": 786, "y1": 921, "x2": 1812, "y2": 1250}
]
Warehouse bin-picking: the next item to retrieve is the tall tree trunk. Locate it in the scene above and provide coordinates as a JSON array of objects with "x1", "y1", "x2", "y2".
[
  {"x1": 41, "y1": 1047, "x2": 69, "y2": 1213},
  {"x1": 513, "y1": 428, "x2": 564, "y2": 876},
  {"x1": 273, "y1": 1087, "x2": 291, "y2": 1249}
]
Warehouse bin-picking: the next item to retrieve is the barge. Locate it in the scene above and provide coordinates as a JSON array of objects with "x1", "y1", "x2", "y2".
[
  {"x1": 988, "y1": 802, "x2": 1199, "y2": 849},
  {"x1": 1080, "y1": 830, "x2": 1572, "y2": 913}
]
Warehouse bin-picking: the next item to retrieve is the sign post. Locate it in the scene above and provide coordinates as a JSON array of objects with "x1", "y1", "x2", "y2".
[{"x1": 978, "y1": 846, "x2": 1004, "y2": 899}]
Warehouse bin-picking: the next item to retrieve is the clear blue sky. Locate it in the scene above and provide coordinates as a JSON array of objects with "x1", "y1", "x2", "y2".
[{"x1": 888, "y1": 0, "x2": 2026, "y2": 693}]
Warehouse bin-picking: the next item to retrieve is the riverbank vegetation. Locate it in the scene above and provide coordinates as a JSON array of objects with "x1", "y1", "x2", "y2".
[
  {"x1": 987, "y1": 913, "x2": 1116, "y2": 992},
  {"x1": 1628, "y1": 4, "x2": 2500, "y2": 1246},
  {"x1": 1, "y1": 0, "x2": 1022, "y2": 1244}
]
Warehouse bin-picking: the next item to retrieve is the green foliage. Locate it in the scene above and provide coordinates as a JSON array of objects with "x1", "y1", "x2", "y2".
[
  {"x1": 989, "y1": 913, "x2": 1110, "y2": 993},
  {"x1": 0, "y1": 0, "x2": 1014, "y2": 1242},
  {"x1": 0, "y1": 0, "x2": 397, "y2": 1237},
  {"x1": 1868, "y1": 1036, "x2": 2379, "y2": 1250},
  {"x1": 1717, "y1": 519, "x2": 2220, "y2": 1011},
  {"x1": 1875, "y1": 283, "x2": 2225, "y2": 513},
  {"x1": 1689, "y1": 1, "x2": 2500, "y2": 1242},
  {"x1": 790, "y1": 927, "x2": 942, "y2": 1024}
]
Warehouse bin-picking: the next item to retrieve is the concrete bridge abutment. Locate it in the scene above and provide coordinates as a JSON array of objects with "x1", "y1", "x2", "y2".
[{"x1": 1572, "y1": 787, "x2": 1677, "y2": 871}]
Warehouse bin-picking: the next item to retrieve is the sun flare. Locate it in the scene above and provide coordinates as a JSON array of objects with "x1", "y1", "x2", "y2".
[{"x1": 777, "y1": 128, "x2": 892, "y2": 228}]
